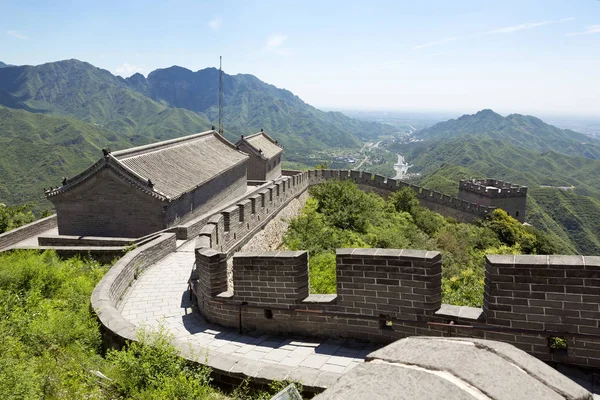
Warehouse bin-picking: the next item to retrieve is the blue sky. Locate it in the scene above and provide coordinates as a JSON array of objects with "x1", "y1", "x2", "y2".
[{"x1": 1, "y1": 0, "x2": 599, "y2": 116}]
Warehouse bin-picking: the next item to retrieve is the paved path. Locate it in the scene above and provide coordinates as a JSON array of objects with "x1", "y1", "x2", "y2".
[{"x1": 120, "y1": 240, "x2": 379, "y2": 381}]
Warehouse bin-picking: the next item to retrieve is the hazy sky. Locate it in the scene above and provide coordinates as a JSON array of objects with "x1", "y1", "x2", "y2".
[{"x1": 1, "y1": 0, "x2": 599, "y2": 116}]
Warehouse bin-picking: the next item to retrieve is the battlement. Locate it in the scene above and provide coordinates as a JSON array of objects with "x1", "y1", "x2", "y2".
[
  {"x1": 186, "y1": 169, "x2": 500, "y2": 256},
  {"x1": 194, "y1": 245, "x2": 600, "y2": 369},
  {"x1": 458, "y1": 178, "x2": 527, "y2": 221},
  {"x1": 459, "y1": 178, "x2": 528, "y2": 198}
]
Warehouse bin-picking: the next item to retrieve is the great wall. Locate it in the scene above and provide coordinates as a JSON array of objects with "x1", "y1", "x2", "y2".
[{"x1": 0, "y1": 168, "x2": 597, "y2": 393}]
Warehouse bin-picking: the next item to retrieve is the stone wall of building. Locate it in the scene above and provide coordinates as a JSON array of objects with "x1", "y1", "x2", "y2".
[
  {"x1": 238, "y1": 141, "x2": 268, "y2": 181},
  {"x1": 165, "y1": 163, "x2": 247, "y2": 227},
  {"x1": 53, "y1": 169, "x2": 165, "y2": 238},
  {"x1": 265, "y1": 156, "x2": 282, "y2": 182}
]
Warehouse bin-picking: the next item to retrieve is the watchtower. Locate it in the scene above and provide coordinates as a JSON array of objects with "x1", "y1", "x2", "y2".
[{"x1": 458, "y1": 179, "x2": 527, "y2": 221}]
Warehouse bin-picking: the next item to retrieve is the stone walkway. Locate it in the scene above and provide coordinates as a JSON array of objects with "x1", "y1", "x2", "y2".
[{"x1": 120, "y1": 240, "x2": 379, "y2": 382}]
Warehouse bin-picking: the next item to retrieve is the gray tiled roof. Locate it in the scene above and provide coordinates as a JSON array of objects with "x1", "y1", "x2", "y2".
[
  {"x1": 242, "y1": 132, "x2": 283, "y2": 159},
  {"x1": 113, "y1": 131, "x2": 248, "y2": 199},
  {"x1": 45, "y1": 131, "x2": 248, "y2": 201}
]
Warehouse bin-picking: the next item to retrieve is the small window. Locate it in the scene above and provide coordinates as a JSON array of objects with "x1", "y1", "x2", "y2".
[
  {"x1": 516, "y1": 211, "x2": 520, "y2": 217},
  {"x1": 264, "y1": 309, "x2": 273, "y2": 319}
]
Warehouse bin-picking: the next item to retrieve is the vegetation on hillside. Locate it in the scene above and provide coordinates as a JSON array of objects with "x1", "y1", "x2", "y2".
[
  {"x1": 0, "y1": 59, "x2": 394, "y2": 211},
  {"x1": 0, "y1": 250, "x2": 284, "y2": 399},
  {"x1": 125, "y1": 65, "x2": 394, "y2": 152},
  {"x1": 283, "y1": 181, "x2": 557, "y2": 306},
  {"x1": 412, "y1": 109, "x2": 600, "y2": 159},
  {"x1": 387, "y1": 110, "x2": 600, "y2": 255},
  {"x1": 0, "y1": 203, "x2": 36, "y2": 234}
]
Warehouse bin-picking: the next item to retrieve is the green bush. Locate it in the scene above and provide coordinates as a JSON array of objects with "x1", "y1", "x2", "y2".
[
  {"x1": 0, "y1": 202, "x2": 36, "y2": 234},
  {"x1": 0, "y1": 250, "x2": 265, "y2": 399},
  {"x1": 283, "y1": 181, "x2": 559, "y2": 306}
]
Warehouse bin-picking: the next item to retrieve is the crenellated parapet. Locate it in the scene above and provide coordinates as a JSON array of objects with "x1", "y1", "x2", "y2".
[
  {"x1": 193, "y1": 244, "x2": 600, "y2": 369},
  {"x1": 459, "y1": 179, "x2": 528, "y2": 198},
  {"x1": 458, "y1": 178, "x2": 527, "y2": 221}
]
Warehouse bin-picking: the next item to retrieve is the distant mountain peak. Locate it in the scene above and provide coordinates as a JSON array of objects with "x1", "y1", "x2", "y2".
[{"x1": 475, "y1": 109, "x2": 501, "y2": 117}]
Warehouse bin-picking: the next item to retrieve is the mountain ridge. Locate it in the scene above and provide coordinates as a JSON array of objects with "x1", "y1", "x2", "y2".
[
  {"x1": 392, "y1": 112, "x2": 600, "y2": 254},
  {"x1": 124, "y1": 64, "x2": 395, "y2": 151},
  {"x1": 414, "y1": 109, "x2": 600, "y2": 159}
]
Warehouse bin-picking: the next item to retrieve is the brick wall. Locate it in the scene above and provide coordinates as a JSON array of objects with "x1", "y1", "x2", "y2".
[
  {"x1": 194, "y1": 246, "x2": 600, "y2": 368},
  {"x1": 51, "y1": 169, "x2": 166, "y2": 238},
  {"x1": 0, "y1": 214, "x2": 57, "y2": 251},
  {"x1": 232, "y1": 251, "x2": 309, "y2": 307},
  {"x1": 165, "y1": 163, "x2": 247, "y2": 227},
  {"x1": 482, "y1": 254, "x2": 600, "y2": 367},
  {"x1": 336, "y1": 249, "x2": 442, "y2": 320},
  {"x1": 301, "y1": 169, "x2": 497, "y2": 222}
]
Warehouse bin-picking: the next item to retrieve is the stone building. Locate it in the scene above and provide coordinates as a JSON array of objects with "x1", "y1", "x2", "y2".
[
  {"x1": 45, "y1": 130, "x2": 249, "y2": 238},
  {"x1": 458, "y1": 178, "x2": 527, "y2": 221},
  {"x1": 235, "y1": 130, "x2": 283, "y2": 181}
]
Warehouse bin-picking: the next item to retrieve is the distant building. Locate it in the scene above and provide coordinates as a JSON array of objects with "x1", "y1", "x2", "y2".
[
  {"x1": 235, "y1": 130, "x2": 283, "y2": 181},
  {"x1": 458, "y1": 179, "x2": 527, "y2": 221},
  {"x1": 45, "y1": 130, "x2": 249, "y2": 238}
]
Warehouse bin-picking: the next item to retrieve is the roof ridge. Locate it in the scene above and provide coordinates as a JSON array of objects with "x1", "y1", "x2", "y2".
[
  {"x1": 112, "y1": 130, "x2": 216, "y2": 159},
  {"x1": 246, "y1": 131, "x2": 279, "y2": 145}
]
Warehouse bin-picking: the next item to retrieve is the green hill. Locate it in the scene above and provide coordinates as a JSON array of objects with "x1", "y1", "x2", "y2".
[
  {"x1": 0, "y1": 106, "x2": 131, "y2": 209},
  {"x1": 0, "y1": 59, "x2": 394, "y2": 210},
  {"x1": 414, "y1": 109, "x2": 600, "y2": 159},
  {"x1": 392, "y1": 111, "x2": 600, "y2": 254},
  {"x1": 0, "y1": 60, "x2": 213, "y2": 145},
  {"x1": 125, "y1": 66, "x2": 395, "y2": 151}
]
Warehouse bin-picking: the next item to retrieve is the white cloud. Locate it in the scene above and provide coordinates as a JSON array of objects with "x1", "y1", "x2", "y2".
[
  {"x1": 414, "y1": 37, "x2": 459, "y2": 49},
  {"x1": 265, "y1": 34, "x2": 290, "y2": 55},
  {"x1": 208, "y1": 17, "x2": 222, "y2": 31},
  {"x1": 414, "y1": 18, "x2": 574, "y2": 50},
  {"x1": 115, "y1": 63, "x2": 145, "y2": 77},
  {"x1": 266, "y1": 34, "x2": 288, "y2": 49},
  {"x1": 7, "y1": 30, "x2": 27, "y2": 40},
  {"x1": 567, "y1": 25, "x2": 600, "y2": 36},
  {"x1": 483, "y1": 20, "x2": 554, "y2": 35}
]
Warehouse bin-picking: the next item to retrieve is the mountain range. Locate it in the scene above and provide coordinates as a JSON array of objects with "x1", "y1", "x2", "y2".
[
  {"x1": 0, "y1": 59, "x2": 392, "y2": 208},
  {"x1": 1, "y1": 59, "x2": 599, "y2": 255},
  {"x1": 391, "y1": 110, "x2": 600, "y2": 254}
]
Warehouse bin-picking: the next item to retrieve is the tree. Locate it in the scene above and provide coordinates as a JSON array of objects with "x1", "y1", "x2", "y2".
[{"x1": 0, "y1": 203, "x2": 36, "y2": 234}]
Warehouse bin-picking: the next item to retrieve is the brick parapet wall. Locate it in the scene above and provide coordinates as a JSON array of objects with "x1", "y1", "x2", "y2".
[
  {"x1": 188, "y1": 168, "x2": 502, "y2": 260},
  {"x1": 459, "y1": 179, "x2": 528, "y2": 198},
  {"x1": 0, "y1": 214, "x2": 57, "y2": 251},
  {"x1": 301, "y1": 169, "x2": 496, "y2": 221},
  {"x1": 336, "y1": 249, "x2": 442, "y2": 320},
  {"x1": 232, "y1": 251, "x2": 309, "y2": 308},
  {"x1": 194, "y1": 247, "x2": 600, "y2": 368},
  {"x1": 90, "y1": 232, "x2": 176, "y2": 344}
]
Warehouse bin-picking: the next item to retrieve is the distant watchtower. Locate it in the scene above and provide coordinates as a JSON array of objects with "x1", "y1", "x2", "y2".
[{"x1": 458, "y1": 179, "x2": 527, "y2": 222}]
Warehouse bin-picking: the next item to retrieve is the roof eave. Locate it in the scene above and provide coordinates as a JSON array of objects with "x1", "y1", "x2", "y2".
[{"x1": 44, "y1": 155, "x2": 169, "y2": 202}]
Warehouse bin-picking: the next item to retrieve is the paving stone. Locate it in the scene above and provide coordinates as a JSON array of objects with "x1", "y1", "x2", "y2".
[
  {"x1": 263, "y1": 349, "x2": 292, "y2": 362},
  {"x1": 325, "y1": 355, "x2": 355, "y2": 367},
  {"x1": 320, "y1": 363, "x2": 346, "y2": 373},
  {"x1": 244, "y1": 350, "x2": 268, "y2": 361},
  {"x1": 300, "y1": 354, "x2": 331, "y2": 369}
]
